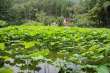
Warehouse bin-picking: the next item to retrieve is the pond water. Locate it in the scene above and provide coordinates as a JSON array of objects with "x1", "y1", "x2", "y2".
[
  {"x1": 4, "y1": 63, "x2": 59, "y2": 73},
  {"x1": 2, "y1": 51, "x2": 81, "y2": 73}
]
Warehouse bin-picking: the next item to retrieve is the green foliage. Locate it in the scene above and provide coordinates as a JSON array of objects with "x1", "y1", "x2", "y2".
[
  {"x1": 5, "y1": 0, "x2": 74, "y2": 24},
  {"x1": 0, "y1": 20, "x2": 8, "y2": 27},
  {"x1": 74, "y1": 14, "x2": 97, "y2": 27},
  {"x1": 0, "y1": 0, "x2": 13, "y2": 20},
  {"x1": 0, "y1": 67, "x2": 13, "y2": 73},
  {"x1": 0, "y1": 0, "x2": 110, "y2": 27},
  {"x1": 22, "y1": 20, "x2": 44, "y2": 26},
  {"x1": 97, "y1": 65, "x2": 109, "y2": 73},
  {"x1": 35, "y1": 11, "x2": 63, "y2": 25},
  {"x1": 73, "y1": 0, "x2": 110, "y2": 27},
  {"x1": 0, "y1": 25, "x2": 110, "y2": 72}
]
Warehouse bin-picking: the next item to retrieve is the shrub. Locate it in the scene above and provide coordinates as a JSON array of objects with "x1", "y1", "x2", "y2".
[
  {"x1": 35, "y1": 11, "x2": 63, "y2": 26},
  {"x1": 74, "y1": 14, "x2": 97, "y2": 27},
  {"x1": 0, "y1": 20, "x2": 8, "y2": 27},
  {"x1": 22, "y1": 20, "x2": 45, "y2": 26}
]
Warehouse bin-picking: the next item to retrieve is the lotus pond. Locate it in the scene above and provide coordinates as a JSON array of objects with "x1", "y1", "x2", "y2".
[{"x1": 0, "y1": 25, "x2": 110, "y2": 73}]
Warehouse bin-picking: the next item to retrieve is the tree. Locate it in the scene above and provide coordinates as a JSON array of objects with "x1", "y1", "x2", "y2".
[
  {"x1": 0, "y1": 0, "x2": 12, "y2": 20},
  {"x1": 5, "y1": 0, "x2": 75, "y2": 24}
]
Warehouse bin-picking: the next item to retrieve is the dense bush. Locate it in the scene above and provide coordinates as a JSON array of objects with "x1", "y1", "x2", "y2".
[
  {"x1": 0, "y1": 25, "x2": 110, "y2": 72},
  {"x1": 0, "y1": 20, "x2": 8, "y2": 27},
  {"x1": 74, "y1": 14, "x2": 97, "y2": 27},
  {"x1": 22, "y1": 20, "x2": 44, "y2": 26},
  {"x1": 35, "y1": 11, "x2": 63, "y2": 26}
]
